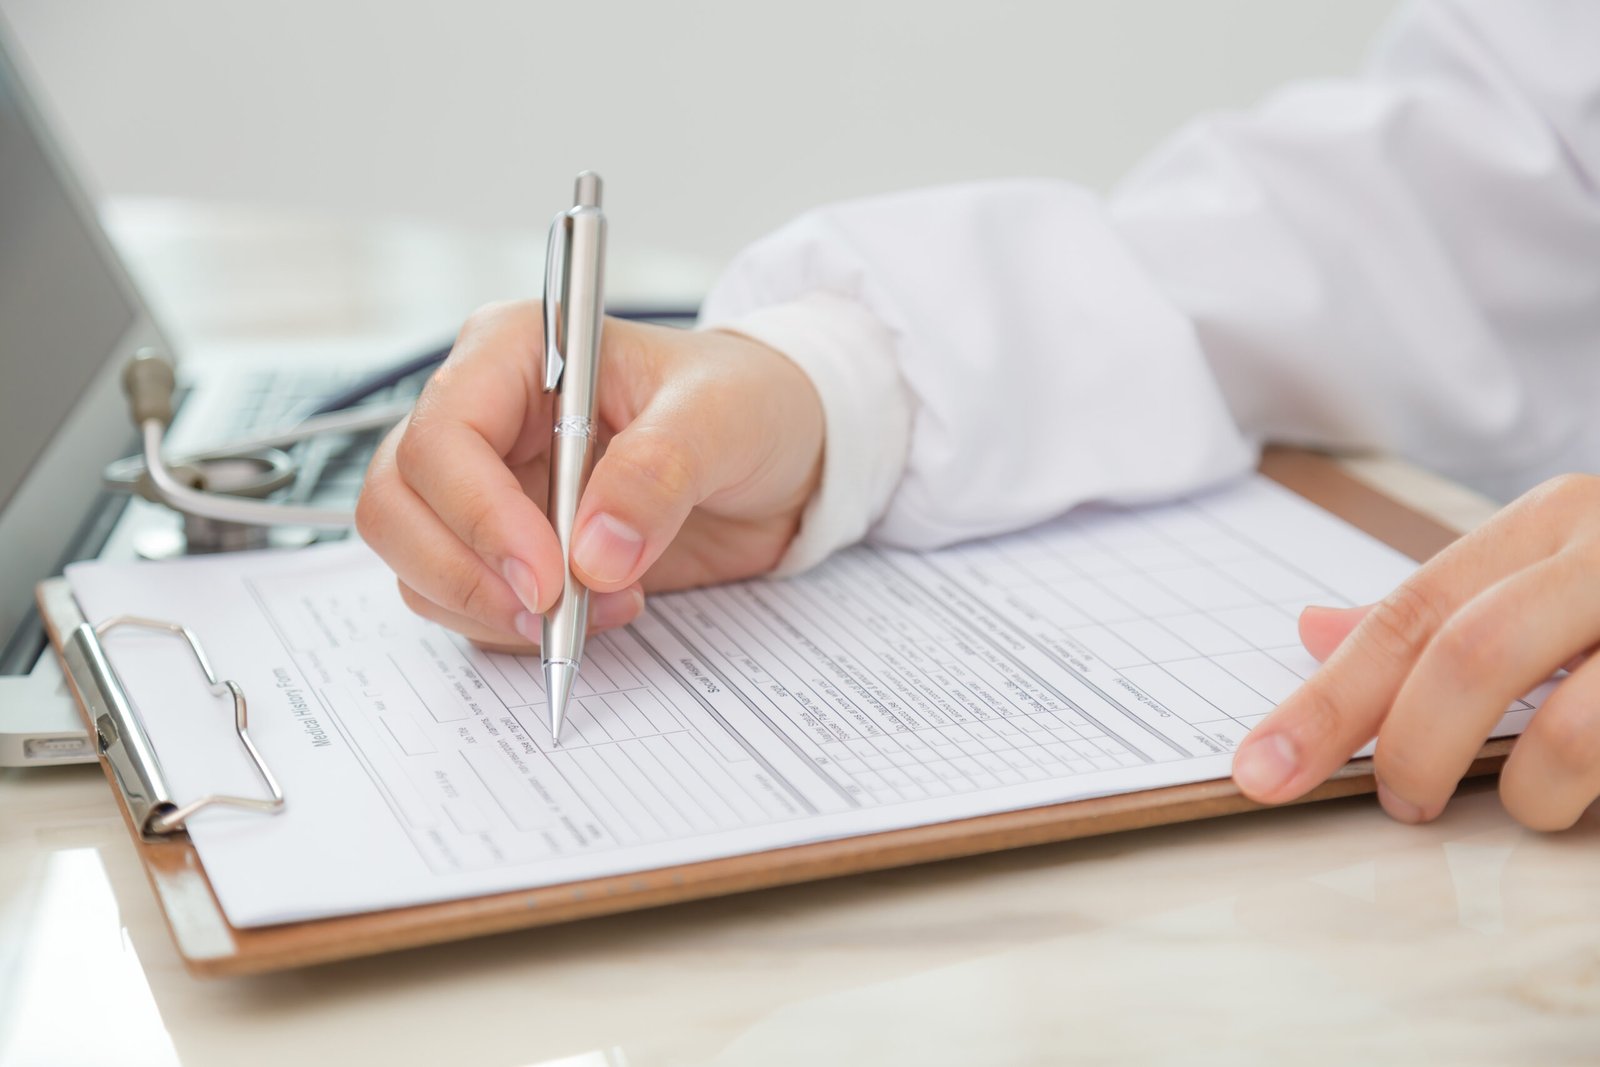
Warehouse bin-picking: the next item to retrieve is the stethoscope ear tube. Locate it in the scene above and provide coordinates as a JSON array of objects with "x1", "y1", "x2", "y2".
[{"x1": 122, "y1": 350, "x2": 177, "y2": 426}]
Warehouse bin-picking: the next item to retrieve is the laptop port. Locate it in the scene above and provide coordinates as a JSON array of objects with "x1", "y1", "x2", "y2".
[{"x1": 23, "y1": 736, "x2": 92, "y2": 760}]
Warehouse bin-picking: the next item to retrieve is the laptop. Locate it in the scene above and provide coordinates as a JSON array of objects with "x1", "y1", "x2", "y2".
[{"x1": 0, "y1": 21, "x2": 432, "y2": 765}]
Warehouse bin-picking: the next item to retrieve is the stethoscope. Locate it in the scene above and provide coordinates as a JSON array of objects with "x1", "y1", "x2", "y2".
[
  {"x1": 103, "y1": 308, "x2": 695, "y2": 555},
  {"x1": 102, "y1": 349, "x2": 414, "y2": 555}
]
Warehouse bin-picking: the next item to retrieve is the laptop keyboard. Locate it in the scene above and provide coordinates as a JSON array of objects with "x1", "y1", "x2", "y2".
[{"x1": 224, "y1": 367, "x2": 349, "y2": 428}]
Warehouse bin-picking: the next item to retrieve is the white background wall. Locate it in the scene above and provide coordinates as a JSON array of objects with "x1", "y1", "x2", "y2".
[{"x1": 3, "y1": 0, "x2": 1400, "y2": 271}]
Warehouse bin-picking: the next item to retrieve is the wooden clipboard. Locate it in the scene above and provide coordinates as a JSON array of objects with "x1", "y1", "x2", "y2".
[{"x1": 35, "y1": 449, "x2": 1512, "y2": 977}]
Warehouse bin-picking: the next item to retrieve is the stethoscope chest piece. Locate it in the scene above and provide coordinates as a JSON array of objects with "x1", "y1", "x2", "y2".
[{"x1": 104, "y1": 447, "x2": 306, "y2": 557}]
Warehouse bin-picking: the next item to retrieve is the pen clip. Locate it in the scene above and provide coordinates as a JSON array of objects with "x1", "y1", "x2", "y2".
[{"x1": 541, "y1": 209, "x2": 571, "y2": 393}]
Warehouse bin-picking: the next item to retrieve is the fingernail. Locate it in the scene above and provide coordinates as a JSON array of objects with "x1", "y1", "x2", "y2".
[
  {"x1": 1301, "y1": 603, "x2": 1365, "y2": 620},
  {"x1": 573, "y1": 513, "x2": 645, "y2": 585},
  {"x1": 503, "y1": 558, "x2": 541, "y2": 613},
  {"x1": 1376, "y1": 782, "x2": 1428, "y2": 824},
  {"x1": 1233, "y1": 733, "x2": 1298, "y2": 797},
  {"x1": 513, "y1": 610, "x2": 541, "y2": 646}
]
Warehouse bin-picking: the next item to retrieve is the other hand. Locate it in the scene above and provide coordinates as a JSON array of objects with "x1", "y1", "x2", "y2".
[{"x1": 1232, "y1": 473, "x2": 1600, "y2": 831}]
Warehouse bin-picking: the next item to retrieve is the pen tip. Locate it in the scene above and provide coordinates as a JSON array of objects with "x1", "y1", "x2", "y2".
[{"x1": 543, "y1": 659, "x2": 577, "y2": 746}]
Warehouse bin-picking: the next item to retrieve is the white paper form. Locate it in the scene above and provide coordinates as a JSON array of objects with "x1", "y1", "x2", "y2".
[{"x1": 65, "y1": 475, "x2": 1541, "y2": 927}]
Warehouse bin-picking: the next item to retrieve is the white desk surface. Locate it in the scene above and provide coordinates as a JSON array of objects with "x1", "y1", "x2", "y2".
[{"x1": 4, "y1": 203, "x2": 1598, "y2": 1067}]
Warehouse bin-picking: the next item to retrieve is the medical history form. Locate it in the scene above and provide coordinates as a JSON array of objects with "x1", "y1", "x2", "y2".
[{"x1": 63, "y1": 473, "x2": 1541, "y2": 929}]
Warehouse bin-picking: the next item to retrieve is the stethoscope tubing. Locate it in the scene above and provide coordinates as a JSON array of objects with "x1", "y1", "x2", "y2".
[{"x1": 139, "y1": 419, "x2": 362, "y2": 528}]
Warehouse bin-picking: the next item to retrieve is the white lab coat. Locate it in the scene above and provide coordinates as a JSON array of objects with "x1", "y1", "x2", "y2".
[{"x1": 697, "y1": 0, "x2": 1600, "y2": 575}]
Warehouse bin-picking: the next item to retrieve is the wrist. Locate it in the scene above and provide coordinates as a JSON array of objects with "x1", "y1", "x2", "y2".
[{"x1": 703, "y1": 293, "x2": 911, "y2": 576}]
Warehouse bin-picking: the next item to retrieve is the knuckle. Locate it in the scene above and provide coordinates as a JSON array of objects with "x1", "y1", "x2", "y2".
[
  {"x1": 353, "y1": 468, "x2": 396, "y2": 548},
  {"x1": 392, "y1": 422, "x2": 430, "y2": 477},
  {"x1": 459, "y1": 304, "x2": 495, "y2": 334},
  {"x1": 1426, "y1": 611, "x2": 1502, "y2": 689},
  {"x1": 459, "y1": 300, "x2": 515, "y2": 338},
  {"x1": 1362, "y1": 581, "x2": 1447, "y2": 666},
  {"x1": 353, "y1": 487, "x2": 379, "y2": 544},
  {"x1": 440, "y1": 557, "x2": 501, "y2": 623},
  {"x1": 613, "y1": 430, "x2": 697, "y2": 503},
  {"x1": 1569, "y1": 537, "x2": 1600, "y2": 574},
  {"x1": 1544, "y1": 472, "x2": 1599, "y2": 506},
  {"x1": 1534, "y1": 703, "x2": 1600, "y2": 781},
  {"x1": 452, "y1": 483, "x2": 500, "y2": 554},
  {"x1": 1526, "y1": 472, "x2": 1600, "y2": 521},
  {"x1": 461, "y1": 508, "x2": 496, "y2": 559},
  {"x1": 1286, "y1": 680, "x2": 1348, "y2": 753},
  {"x1": 453, "y1": 300, "x2": 535, "y2": 359}
]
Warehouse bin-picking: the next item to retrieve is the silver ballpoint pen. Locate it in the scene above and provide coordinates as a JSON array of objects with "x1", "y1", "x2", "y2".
[{"x1": 540, "y1": 171, "x2": 607, "y2": 746}]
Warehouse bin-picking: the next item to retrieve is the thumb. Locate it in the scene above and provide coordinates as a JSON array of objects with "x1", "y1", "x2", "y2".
[
  {"x1": 569, "y1": 397, "x2": 729, "y2": 593},
  {"x1": 1298, "y1": 603, "x2": 1373, "y2": 662}
]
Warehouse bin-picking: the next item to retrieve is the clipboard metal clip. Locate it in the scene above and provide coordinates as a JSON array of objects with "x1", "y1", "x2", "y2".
[{"x1": 65, "y1": 614, "x2": 285, "y2": 839}]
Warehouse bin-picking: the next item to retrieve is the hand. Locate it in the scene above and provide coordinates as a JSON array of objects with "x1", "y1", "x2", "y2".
[
  {"x1": 356, "y1": 301, "x2": 823, "y2": 650},
  {"x1": 1232, "y1": 474, "x2": 1600, "y2": 831}
]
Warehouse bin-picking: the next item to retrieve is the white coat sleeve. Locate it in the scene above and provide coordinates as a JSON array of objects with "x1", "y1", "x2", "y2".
[{"x1": 699, "y1": 0, "x2": 1600, "y2": 568}]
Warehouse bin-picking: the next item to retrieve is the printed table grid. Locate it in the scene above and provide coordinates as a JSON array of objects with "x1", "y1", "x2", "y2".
[
  {"x1": 673, "y1": 574, "x2": 1125, "y2": 804},
  {"x1": 965, "y1": 496, "x2": 1356, "y2": 748}
]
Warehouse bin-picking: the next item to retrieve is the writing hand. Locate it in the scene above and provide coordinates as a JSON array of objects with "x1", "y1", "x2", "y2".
[{"x1": 357, "y1": 302, "x2": 823, "y2": 650}]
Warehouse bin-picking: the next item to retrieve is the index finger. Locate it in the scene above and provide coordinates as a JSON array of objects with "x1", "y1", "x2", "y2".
[
  {"x1": 1231, "y1": 478, "x2": 1580, "y2": 805},
  {"x1": 392, "y1": 301, "x2": 565, "y2": 611}
]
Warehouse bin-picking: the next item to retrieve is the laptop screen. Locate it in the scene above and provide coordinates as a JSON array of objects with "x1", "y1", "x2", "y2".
[{"x1": 0, "y1": 44, "x2": 136, "y2": 515}]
